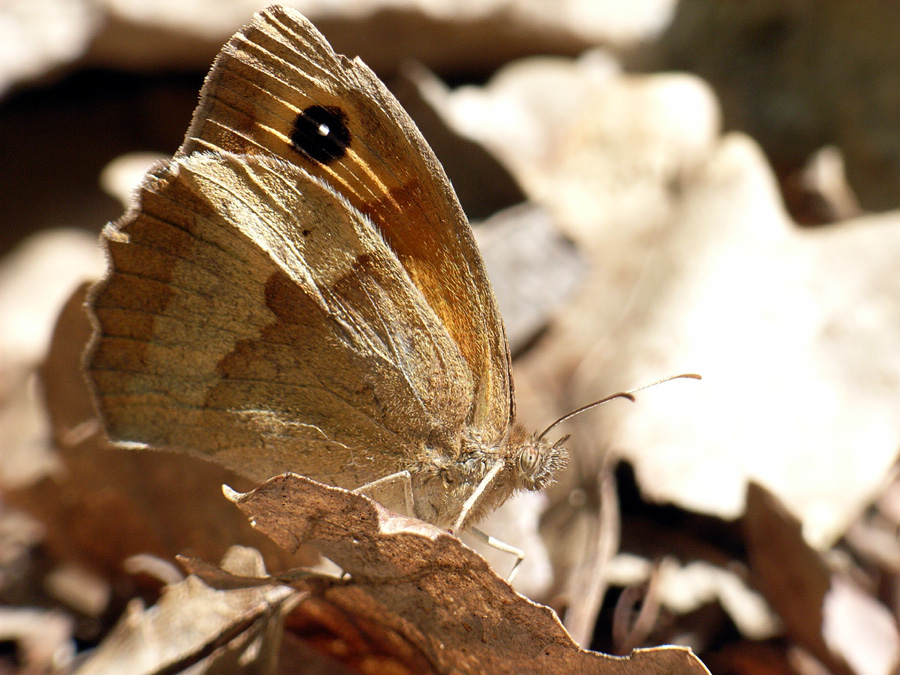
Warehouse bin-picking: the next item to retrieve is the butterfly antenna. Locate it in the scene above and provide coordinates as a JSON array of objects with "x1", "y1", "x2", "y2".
[{"x1": 537, "y1": 373, "x2": 701, "y2": 441}]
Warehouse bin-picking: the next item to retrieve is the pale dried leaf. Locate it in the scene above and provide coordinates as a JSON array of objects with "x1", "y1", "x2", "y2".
[
  {"x1": 436, "y1": 57, "x2": 720, "y2": 247},
  {"x1": 0, "y1": 607, "x2": 75, "y2": 673},
  {"x1": 604, "y1": 554, "x2": 778, "y2": 642},
  {"x1": 797, "y1": 146, "x2": 863, "y2": 223},
  {"x1": 0, "y1": 368, "x2": 58, "y2": 489},
  {"x1": 87, "y1": 0, "x2": 674, "y2": 72},
  {"x1": 75, "y1": 548, "x2": 298, "y2": 675},
  {"x1": 99, "y1": 152, "x2": 167, "y2": 207},
  {"x1": 575, "y1": 135, "x2": 900, "y2": 547},
  {"x1": 0, "y1": 0, "x2": 100, "y2": 95},
  {"x1": 203, "y1": 0, "x2": 675, "y2": 45},
  {"x1": 822, "y1": 576, "x2": 900, "y2": 675},
  {"x1": 44, "y1": 564, "x2": 111, "y2": 618},
  {"x1": 438, "y1": 56, "x2": 900, "y2": 638},
  {"x1": 494, "y1": 97, "x2": 900, "y2": 544},
  {"x1": 0, "y1": 229, "x2": 104, "y2": 369}
]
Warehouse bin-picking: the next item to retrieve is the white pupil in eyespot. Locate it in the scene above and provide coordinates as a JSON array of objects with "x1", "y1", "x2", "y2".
[{"x1": 318, "y1": 123, "x2": 330, "y2": 137}]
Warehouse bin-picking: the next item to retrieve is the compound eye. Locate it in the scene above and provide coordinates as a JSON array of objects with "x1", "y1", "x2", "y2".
[{"x1": 518, "y1": 445, "x2": 541, "y2": 475}]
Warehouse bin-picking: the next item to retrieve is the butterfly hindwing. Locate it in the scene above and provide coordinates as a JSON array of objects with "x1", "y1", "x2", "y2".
[{"x1": 87, "y1": 151, "x2": 474, "y2": 490}]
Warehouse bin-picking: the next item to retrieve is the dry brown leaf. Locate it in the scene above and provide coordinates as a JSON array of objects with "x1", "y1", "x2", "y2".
[
  {"x1": 227, "y1": 472, "x2": 710, "y2": 675},
  {"x1": 702, "y1": 641, "x2": 797, "y2": 675},
  {"x1": 745, "y1": 482, "x2": 900, "y2": 675},
  {"x1": 74, "y1": 547, "x2": 299, "y2": 675},
  {"x1": 183, "y1": 556, "x2": 424, "y2": 675}
]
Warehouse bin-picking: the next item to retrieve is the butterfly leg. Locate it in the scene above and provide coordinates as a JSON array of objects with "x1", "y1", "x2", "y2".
[
  {"x1": 451, "y1": 460, "x2": 525, "y2": 581},
  {"x1": 470, "y1": 528, "x2": 525, "y2": 582},
  {"x1": 353, "y1": 471, "x2": 416, "y2": 519},
  {"x1": 451, "y1": 459, "x2": 504, "y2": 534}
]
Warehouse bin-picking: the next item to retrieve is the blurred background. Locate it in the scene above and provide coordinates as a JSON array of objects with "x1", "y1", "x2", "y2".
[{"x1": 3, "y1": 1, "x2": 900, "y2": 673}]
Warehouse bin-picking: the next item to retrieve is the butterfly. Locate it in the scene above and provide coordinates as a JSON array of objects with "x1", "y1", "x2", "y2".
[{"x1": 85, "y1": 5, "x2": 567, "y2": 547}]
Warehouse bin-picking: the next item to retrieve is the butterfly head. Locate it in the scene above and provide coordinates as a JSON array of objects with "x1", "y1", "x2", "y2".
[{"x1": 514, "y1": 433, "x2": 569, "y2": 491}]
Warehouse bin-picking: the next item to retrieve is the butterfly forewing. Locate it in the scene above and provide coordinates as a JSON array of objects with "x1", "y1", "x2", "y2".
[{"x1": 179, "y1": 6, "x2": 514, "y2": 440}]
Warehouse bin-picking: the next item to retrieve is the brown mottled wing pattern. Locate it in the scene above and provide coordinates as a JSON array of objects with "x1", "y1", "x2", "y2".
[
  {"x1": 179, "y1": 5, "x2": 513, "y2": 437},
  {"x1": 87, "y1": 151, "x2": 474, "y2": 488}
]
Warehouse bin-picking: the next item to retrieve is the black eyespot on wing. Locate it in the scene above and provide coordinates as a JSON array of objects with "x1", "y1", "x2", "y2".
[{"x1": 290, "y1": 105, "x2": 351, "y2": 164}]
